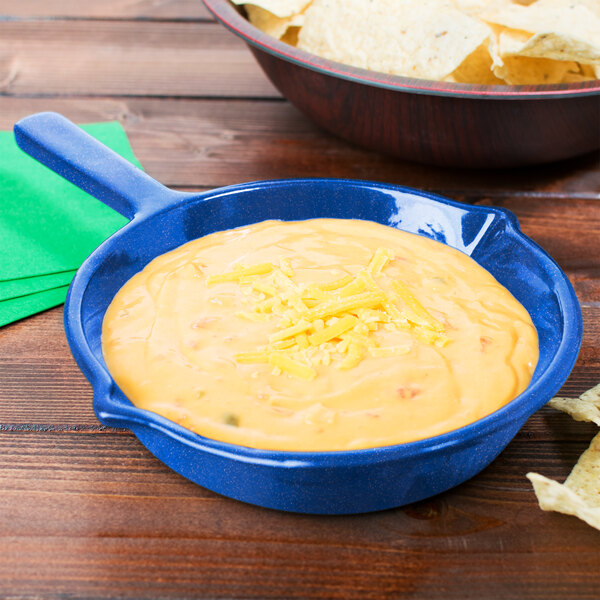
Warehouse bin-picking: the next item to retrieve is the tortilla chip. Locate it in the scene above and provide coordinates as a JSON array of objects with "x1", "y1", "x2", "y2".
[
  {"x1": 565, "y1": 431, "x2": 600, "y2": 507},
  {"x1": 297, "y1": 0, "x2": 491, "y2": 81},
  {"x1": 527, "y1": 474, "x2": 600, "y2": 529},
  {"x1": 560, "y1": 64, "x2": 596, "y2": 82},
  {"x1": 238, "y1": 0, "x2": 598, "y2": 83},
  {"x1": 451, "y1": 0, "x2": 494, "y2": 17},
  {"x1": 231, "y1": 0, "x2": 312, "y2": 19},
  {"x1": 549, "y1": 0, "x2": 600, "y2": 19},
  {"x1": 510, "y1": 31, "x2": 600, "y2": 64},
  {"x1": 549, "y1": 383, "x2": 600, "y2": 426},
  {"x1": 246, "y1": 5, "x2": 305, "y2": 39},
  {"x1": 528, "y1": 383, "x2": 600, "y2": 530},
  {"x1": 491, "y1": 27, "x2": 578, "y2": 82},
  {"x1": 447, "y1": 42, "x2": 505, "y2": 84},
  {"x1": 494, "y1": 53, "x2": 577, "y2": 84},
  {"x1": 580, "y1": 63, "x2": 599, "y2": 78},
  {"x1": 527, "y1": 432, "x2": 600, "y2": 530},
  {"x1": 280, "y1": 26, "x2": 301, "y2": 47},
  {"x1": 481, "y1": 0, "x2": 600, "y2": 64}
]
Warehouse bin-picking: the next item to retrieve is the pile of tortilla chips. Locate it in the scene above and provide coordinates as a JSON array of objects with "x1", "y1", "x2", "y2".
[
  {"x1": 232, "y1": 0, "x2": 600, "y2": 84},
  {"x1": 527, "y1": 383, "x2": 600, "y2": 531}
]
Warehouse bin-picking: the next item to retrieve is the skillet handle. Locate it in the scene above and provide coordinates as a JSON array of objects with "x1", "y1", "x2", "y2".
[{"x1": 14, "y1": 111, "x2": 181, "y2": 220}]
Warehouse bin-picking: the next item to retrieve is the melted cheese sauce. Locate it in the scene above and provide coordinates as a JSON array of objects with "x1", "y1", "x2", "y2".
[{"x1": 102, "y1": 219, "x2": 538, "y2": 451}]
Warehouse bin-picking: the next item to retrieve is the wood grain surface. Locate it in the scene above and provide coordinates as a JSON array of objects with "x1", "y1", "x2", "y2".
[
  {"x1": 0, "y1": 0, "x2": 212, "y2": 19},
  {"x1": 0, "y1": 1, "x2": 599, "y2": 598}
]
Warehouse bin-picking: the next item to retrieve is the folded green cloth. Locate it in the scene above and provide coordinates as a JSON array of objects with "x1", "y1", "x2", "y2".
[
  {"x1": 0, "y1": 270, "x2": 76, "y2": 301},
  {"x1": 0, "y1": 285, "x2": 70, "y2": 328},
  {"x1": 0, "y1": 121, "x2": 141, "y2": 326},
  {"x1": 0, "y1": 122, "x2": 138, "y2": 281}
]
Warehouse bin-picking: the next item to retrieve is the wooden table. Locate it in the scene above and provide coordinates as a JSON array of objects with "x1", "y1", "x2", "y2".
[{"x1": 1, "y1": 2, "x2": 599, "y2": 598}]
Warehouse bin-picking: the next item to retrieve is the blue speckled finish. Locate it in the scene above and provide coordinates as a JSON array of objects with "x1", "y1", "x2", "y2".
[{"x1": 14, "y1": 112, "x2": 582, "y2": 514}]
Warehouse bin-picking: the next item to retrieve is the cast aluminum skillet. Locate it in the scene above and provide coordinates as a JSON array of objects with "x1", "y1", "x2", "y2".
[{"x1": 14, "y1": 112, "x2": 582, "y2": 514}]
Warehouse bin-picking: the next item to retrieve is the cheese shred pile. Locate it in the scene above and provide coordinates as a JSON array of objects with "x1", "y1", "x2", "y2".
[{"x1": 207, "y1": 248, "x2": 448, "y2": 380}]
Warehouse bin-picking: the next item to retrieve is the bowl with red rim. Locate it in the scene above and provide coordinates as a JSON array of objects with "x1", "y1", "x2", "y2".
[{"x1": 204, "y1": 0, "x2": 600, "y2": 168}]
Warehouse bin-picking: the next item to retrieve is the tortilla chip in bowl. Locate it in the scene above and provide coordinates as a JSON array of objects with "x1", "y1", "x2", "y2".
[{"x1": 205, "y1": 0, "x2": 600, "y2": 167}]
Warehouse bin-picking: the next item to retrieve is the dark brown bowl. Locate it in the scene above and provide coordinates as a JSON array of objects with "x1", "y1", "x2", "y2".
[{"x1": 204, "y1": 0, "x2": 600, "y2": 168}]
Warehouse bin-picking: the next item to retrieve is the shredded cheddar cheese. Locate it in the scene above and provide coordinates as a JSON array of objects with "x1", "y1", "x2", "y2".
[
  {"x1": 268, "y1": 352, "x2": 316, "y2": 380},
  {"x1": 211, "y1": 248, "x2": 449, "y2": 378},
  {"x1": 269, "y1": 319, "x2": 312, "y2": 343},
  {"x1": 308, "y1": 274, "x2": 353, "y2": 292},
  {"x1": 309, "y1": 314, "x2": 358, "y2": 346},
  {"x1": 392, "y1": 280, "x2": 444, "y2": 332},
  {"x1": 367, "y1": 247, "x2": 394, "y2": 275}
]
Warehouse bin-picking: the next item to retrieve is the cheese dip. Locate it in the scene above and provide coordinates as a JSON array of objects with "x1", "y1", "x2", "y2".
[{"x1": 102, "y1": 218, "x2": 538, "y2": 451}]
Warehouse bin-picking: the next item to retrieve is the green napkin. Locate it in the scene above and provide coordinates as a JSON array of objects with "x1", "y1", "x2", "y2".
[
  {"x1": 0, "y1": 270, "x2": 76, "y2": 301},
  {"x1": 0, "y1": 285, "x2": 70, "y2": 328},
  {"x1": 0, "y1": 121, "x2": 142, "y2": 326},
  {"x1": 0, "y1": 122, "x2": 138, "y2": 281}
]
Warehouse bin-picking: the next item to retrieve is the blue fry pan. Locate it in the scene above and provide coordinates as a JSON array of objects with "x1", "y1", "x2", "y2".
[{"x1": 14, "y1": 112, "x2": 582, "y2": 514}]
